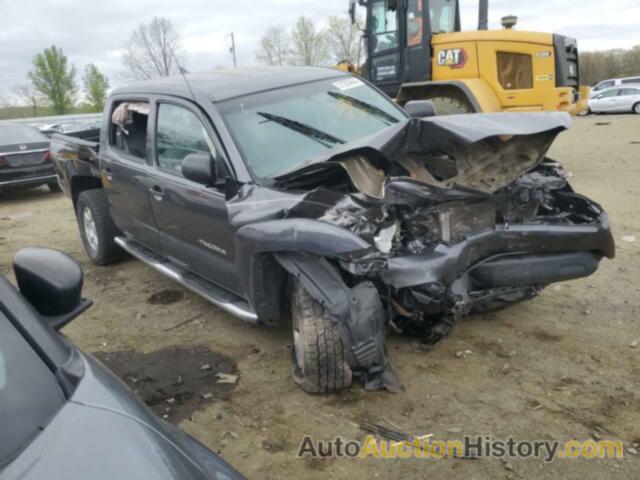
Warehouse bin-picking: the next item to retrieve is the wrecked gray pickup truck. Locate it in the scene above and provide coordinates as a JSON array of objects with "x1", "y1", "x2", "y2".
[{"x1": 51, "y1": 67, "x2": 615, "y2": 394}]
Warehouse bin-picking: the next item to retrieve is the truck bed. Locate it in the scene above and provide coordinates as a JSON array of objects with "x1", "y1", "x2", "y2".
[{"x1": 50, "y1": 130, "x2": 102, "y2": 196}]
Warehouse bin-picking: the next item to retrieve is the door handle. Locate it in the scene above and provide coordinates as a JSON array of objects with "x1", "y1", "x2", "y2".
[{"x1": 150, "y1": 185, "x2": 164, "y2": 201}]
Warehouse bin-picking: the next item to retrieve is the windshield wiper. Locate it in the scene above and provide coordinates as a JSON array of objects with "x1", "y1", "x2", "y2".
[
  {"x1": 328, "y1": 91, "x2": 400, "y2": 125},
  {"x1": 257, "y1": 112, "x2": 345, "y2": 148}
]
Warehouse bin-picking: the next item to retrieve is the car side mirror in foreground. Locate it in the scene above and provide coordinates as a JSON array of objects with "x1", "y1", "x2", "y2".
[
  {"x1": 13, "y1": 248, "x2": 91, "y2": 330},
  {"x1": 404, "y1": 100, "x2": 438, "y2": 118},
  {"x1": 183, "y1": 152, "x2": 216, "y2": 185}
]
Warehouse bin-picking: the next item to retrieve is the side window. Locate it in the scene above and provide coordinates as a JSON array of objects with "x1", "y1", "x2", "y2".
[
  {"x1": 497, "y1": 52, "x2": 533, "y2": 90},
  {"x1": 429, "y1": 0, "x2": 456, "y2": 34},
  {"x1": 406, "y1": 0, "x2": 423, "y2": 47},
  {"x1": 156, "y1": 103, "x2": 219, "y2": 176},
  {"x1": 371, "y1": 0, "x2": 398, "y2": 53},
  {"x1": 109, "y1": 101, "x2": 150, "y2": 160},
  {"x1": 621, "y1": 77, "x2": 640, "y2": 84},
  {"x1": 595, "y1": 80, "x2": 614, "y2": 91},
  {"x1": 600, "y1": 89, "x2": 620, "y2": 98}
]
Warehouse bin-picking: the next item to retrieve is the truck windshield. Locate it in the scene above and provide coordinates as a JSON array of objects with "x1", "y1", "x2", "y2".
[
  {"x1": 430, "y1": 0, "x2": 456, "y2": 33},
  {"x1": 219, "y1": 77, "x2": 407, "y2": 178}
]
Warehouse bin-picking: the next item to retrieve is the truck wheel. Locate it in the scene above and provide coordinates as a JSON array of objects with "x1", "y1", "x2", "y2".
[
  {"x1": 428, "y1": 96, "x2": 474, "y2": 115},
  {"x1": 291, "y1": 280, "x2": 352, "y2": 394},
  {"x1": 76, "y1": 189, "x2": 123, "y2": 265},
  {"x1": 47, "y1": 180, "x2": 61, "y2": 193}
]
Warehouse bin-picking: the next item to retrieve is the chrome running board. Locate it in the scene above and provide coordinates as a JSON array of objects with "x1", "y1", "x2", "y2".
[{"x1": 114, "y1": 236, "x2": 257, "y2": 323}]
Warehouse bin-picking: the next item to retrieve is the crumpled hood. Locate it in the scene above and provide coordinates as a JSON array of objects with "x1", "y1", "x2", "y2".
[{"x1": 275, "y1": 111, "x2": 571, "y2": 197}]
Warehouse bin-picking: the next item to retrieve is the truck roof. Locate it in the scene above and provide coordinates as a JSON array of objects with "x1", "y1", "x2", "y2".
[{"x1": 111, "y1": 66, "x2": 350, "y2": 103}]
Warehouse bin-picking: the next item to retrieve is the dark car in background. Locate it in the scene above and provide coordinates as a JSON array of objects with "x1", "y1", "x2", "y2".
[
  {"x1": 0, "y1": 125, "x2": 60, "y2": 195},
  {"x1": 0, "y1": 247, "x2": 243, "y2": 479}
]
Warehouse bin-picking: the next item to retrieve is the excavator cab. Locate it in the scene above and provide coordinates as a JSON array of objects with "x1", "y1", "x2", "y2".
[
  {"x1": 357, "y1": 0, "x2": 461, "y2": 98},
  {"x1": 352, "y1": 0, "x2": 589, "y2": 115}
]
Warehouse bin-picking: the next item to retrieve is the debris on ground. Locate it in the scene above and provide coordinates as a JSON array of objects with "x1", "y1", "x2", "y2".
[
  {"x1": 163, "y1": 313, "x2": 202, "y2": 332},
  {"x1": 630, "y1": 339, "x2": 639, "y2": 348},
  {"x1": 595, "y1": 122, "x2": 611, "y2": 126},
  {"x1": 146, "y1": 289, "x2": 184, "y2": 305},
  {"x1": 621, "y1": 235, "x2": 636, "y2": 243},
  {"x1": 93, "y1": 346, "x2": 237, "y2": 422},
  {"x1": 215, "y1": 373, "x2": 239, "y2": 384}
]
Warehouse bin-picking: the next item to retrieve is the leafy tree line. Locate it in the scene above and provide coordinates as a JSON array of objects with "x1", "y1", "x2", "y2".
[
  {"x1": 0, "y1": 46, "x2": 111, "y2": 116},
  {"x1": 256, "y1": 15, "x2": 363, "y2": 67},
  {"x1": 1, "y1": 16, "x2": 184, "y2": 118},
  {"x1": 580, "y1": 45, "x2": 640, "y2": 86}
]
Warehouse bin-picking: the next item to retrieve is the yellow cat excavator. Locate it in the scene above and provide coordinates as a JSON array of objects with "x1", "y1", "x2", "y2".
[{"x1": 344, "y1": 0, "x2": 590, "y2": 114}]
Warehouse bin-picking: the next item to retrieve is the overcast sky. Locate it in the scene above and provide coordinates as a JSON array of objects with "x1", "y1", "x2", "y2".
[{"x1": 1, "y1": 0, "x2": 639, "y2": 94}]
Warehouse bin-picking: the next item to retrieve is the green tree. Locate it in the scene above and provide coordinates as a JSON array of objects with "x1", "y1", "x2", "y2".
[
  {"x1": 83, "y1": 64, "x2": 109, "y2": 112},
  {"x1": 28, "y1": 45, "x2": 76, "y2": 114},
  {"x1": 256, "y1": 26, "x2": 291, "y2": 66},
  {"x1": 290, "y1": 17, "x2": 328, "y2": 66},
  {"x1": 325, "y1": 15, "x2": 364, "y2": 66}
]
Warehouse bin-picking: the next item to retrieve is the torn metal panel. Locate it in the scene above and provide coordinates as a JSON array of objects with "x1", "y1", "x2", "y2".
[
  {"x1": 274, "y1": 252, "x2": 400, "y2": 393},
  {"x1": 275, "y1": 112, "x2": 571, "y2": 196}
]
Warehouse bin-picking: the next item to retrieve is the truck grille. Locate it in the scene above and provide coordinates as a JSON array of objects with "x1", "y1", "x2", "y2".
[{"x1": 5, "y1": 151, "x2": 48, "y2": 167}]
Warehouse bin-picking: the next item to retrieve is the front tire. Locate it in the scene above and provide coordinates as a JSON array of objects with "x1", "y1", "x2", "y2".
[
  {"x1": 76, "y1": 189, "x2": 123, "y2": 265},
  {"x1": 633, "y1": 102, "x2": 640, "y2": 114},
  {"x1": 291, "y1": 280, "x2": 352, "y2": 394}
]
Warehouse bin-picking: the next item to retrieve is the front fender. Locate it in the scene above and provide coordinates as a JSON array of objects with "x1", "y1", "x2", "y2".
[{"x1": 234, "y1": 218, "x2": 371, "y2": 324}]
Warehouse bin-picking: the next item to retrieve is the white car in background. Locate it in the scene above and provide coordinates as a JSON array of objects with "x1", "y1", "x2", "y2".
[
  {"x1": 588, "y1": 85, "x2": 640, "y2": 114},
  {"x1": 590, "y1": 76, "x2": 640, "y2": 98}
]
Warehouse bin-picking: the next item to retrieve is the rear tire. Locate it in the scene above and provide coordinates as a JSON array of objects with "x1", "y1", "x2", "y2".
[
  {"x1": 76, "y1": 189, "x2": 123, "y2": 265},
  {"x1": 428, "y1": 96, "x2": 474, "y2": 115},
  {"x1": 291, "y1": 280, "x2": 352, "y2": 394},
  {"x1": 633, "y1": 102, "x2": 640, "y2": 114}
]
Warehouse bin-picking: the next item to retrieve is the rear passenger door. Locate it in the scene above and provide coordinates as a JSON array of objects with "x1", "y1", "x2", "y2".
[
  {"x1": 147, "y1": 99, "x2": 241, "y2": 295},
  {"x1": 101, "y1": 98, "x2": 161, "y2": 253}
]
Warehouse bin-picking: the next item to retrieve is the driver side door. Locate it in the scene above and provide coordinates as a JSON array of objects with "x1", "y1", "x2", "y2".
[{"x1": 146, "y1": 99, "x2": 240, "y2": 295}]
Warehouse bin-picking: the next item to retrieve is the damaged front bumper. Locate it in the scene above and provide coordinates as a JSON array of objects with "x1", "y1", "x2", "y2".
[{"x1": 346, "y1": 209, "x2": 614, "y2": 336}]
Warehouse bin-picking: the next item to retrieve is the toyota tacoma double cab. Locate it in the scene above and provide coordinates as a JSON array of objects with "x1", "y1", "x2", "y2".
[{"x1": 52, "y1": 66, "x2": 615, "y2": 394}]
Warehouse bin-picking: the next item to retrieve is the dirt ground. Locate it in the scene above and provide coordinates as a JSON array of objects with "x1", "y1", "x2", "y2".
[{"x1": 1, "y1": 114, "x2": 639, "y2": 479}]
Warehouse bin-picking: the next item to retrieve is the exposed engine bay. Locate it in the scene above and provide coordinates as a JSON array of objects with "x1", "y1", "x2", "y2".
[{"x1": 228, "y1": 112, "x2": 615, "y2": 392}]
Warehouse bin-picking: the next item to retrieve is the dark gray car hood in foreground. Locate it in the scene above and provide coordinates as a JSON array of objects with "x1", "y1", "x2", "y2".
[{"x1": 2, "y1": 353, "x2": 242, "y2": 480}]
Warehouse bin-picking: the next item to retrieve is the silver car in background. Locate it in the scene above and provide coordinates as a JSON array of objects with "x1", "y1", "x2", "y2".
[
  {"x1": 588, "y1": 85, "x2": 640, "y2": 114},
  {"x1": 590, "y1": 75, "x2": 640, "y2": 98}
]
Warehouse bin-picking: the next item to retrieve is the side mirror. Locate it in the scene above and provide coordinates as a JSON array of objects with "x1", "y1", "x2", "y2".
[
  {"x1": 404, "y1": 100, "x2": 438, "y2": 118},
  {"x1": 13, "y1": 248, "x2": 91, "y2": 330},
  {"x1": 182, "y1": 152, "x2": 215, "y2": 185}
]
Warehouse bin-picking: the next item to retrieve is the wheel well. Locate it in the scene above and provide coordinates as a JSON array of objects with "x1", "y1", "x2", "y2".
[
  {"x1": 397, "y1": 83, "x2": 478, "y2": 112},
  {"x1": 70, "y1": 176, "x2": 103, "y2": 207}
]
